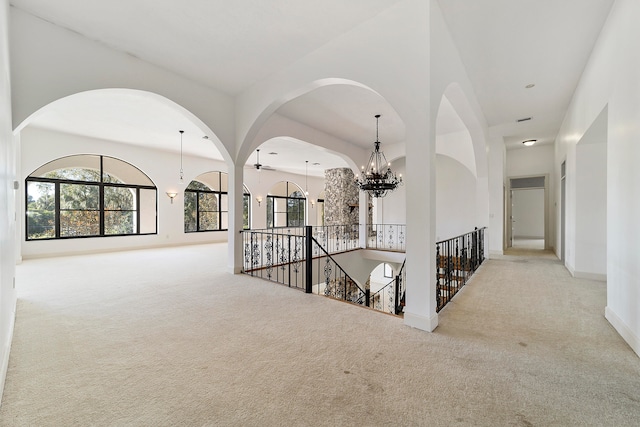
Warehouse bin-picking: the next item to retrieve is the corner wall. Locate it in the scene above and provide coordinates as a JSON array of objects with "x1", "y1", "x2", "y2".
[
  {"x1": 0, "y1": 0, "x2": 17, "y2": 403},
  {"x1": 554, "y1": 0, "x2": 640, "y2": 356}
]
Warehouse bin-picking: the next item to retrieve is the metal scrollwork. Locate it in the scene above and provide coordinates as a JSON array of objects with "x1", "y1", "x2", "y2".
[
  {"x1": 292, "y1": 236, "x2": 302, "y2": 273},
  {"x1": 251, "y1": 233, "x2": 260, "y2": 268},
  {"x1": 264, "y1": 234, "x2": 273, "y2": 279}
]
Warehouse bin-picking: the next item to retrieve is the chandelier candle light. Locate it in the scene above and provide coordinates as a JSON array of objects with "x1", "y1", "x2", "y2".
[{"x1": 354, "y1": 114, "x2": 402, "y2": 198}]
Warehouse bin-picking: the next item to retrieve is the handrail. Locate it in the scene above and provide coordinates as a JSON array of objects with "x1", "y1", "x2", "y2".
[
  {"x1": 311, "y1": 236, "x2": 366, "y2": 296},
  {"x1": 436, "y1": 226, "x2": 488, "y2": 245}
]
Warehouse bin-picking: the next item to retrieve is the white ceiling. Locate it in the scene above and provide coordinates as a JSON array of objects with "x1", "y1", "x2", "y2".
[
  {"x1": 11, "y1": 0, "x2": 403, "y2": 94},
  {"x1": 436, "y1": 0, "x2": 614, "y2": 150},
  {"x1": 14, "y1": 0, "x2": 615, "y2": 169}
]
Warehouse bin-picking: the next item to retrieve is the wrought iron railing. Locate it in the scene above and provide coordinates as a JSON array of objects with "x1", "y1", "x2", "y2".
[
  {"x1": 310, "y1": 238, "x2": 368, "y2": 307},
  {"x1": 366, "y1": 224, "x2": 406, "y2": 252},
  {"x1": 367, "y1": 259, "x2": 405, "y2": 315},
  {"x1": 311, "y1": 224, "x2": 360, "y2": 255},
  {"x1": 242, "y1": 226, "x2": 410, "y2": 314},
  {"x1": 436, "y1": 227, "x2": 486, "y2": 312},
  {"x1": 242, "y1": 228, "x2": 308, "y2": 290}
]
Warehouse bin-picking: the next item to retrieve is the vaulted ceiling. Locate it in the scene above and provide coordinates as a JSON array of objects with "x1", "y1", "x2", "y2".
[{"x1": 13, "y1": 0, "x2": 614, "y2": 173}]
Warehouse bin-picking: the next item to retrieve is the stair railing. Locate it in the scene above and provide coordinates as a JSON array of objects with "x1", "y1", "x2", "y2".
[
  {"x1": 310, "y1": 234, "x2": 369, "y2": 306},
  {"x1": 436, "y1": 227, "x2": 486, "y2": 312}
]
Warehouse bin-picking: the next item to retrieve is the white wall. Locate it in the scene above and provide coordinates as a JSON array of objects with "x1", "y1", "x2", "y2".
[
  {"x1": 436, "y1": 155, "x2": 477, "y2": 241},
  {"x1": 20, "y1": 127, "x2": 231, "y2": 258},
  {"x1": 487, "y1": 135, "x2": 506, "y2": 255},
  {"x1": 376, "y1": 157, "x2": 406, "y2": 225},
  {"x1": 0, "y1": 0, "x2": 17, "y2": 403},
  {"x1": 554, "y1": 0, "x2": 640, "y2": 356},
  {"x1": 574, "y1": 136, "x2": 607, "y2": 279},
  {"x1": 512, "y1": 189, "x2": 544, "y2": 238}
]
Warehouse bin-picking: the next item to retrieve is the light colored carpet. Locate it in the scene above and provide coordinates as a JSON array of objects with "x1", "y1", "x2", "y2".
[{"x1": 1, "y1": 244, "x2": 639, "y2": 426}]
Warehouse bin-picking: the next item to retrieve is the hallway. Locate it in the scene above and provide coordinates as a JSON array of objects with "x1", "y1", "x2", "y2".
[{"x1": 1, "y1": 244, "x2": 639, "y2": 426}]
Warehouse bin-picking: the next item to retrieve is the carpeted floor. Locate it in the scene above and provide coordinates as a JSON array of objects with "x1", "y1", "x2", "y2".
[{"x1": 1, "y1": 244, "x2": 639, "y2": 426}]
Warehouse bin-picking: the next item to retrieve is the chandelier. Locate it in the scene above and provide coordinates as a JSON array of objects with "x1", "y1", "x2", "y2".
[{"x1": 354, "y1": 114, "x2": 402, "y2": 198}]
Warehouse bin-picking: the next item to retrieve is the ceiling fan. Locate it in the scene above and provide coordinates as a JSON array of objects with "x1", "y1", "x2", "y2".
[{"x1": 252, "y1": 149, "x2": 276, "y2": 171}]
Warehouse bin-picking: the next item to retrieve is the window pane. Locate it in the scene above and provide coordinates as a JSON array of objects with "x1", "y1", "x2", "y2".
[
  {"x1": 220, "y1": 194, "x2": 228, "y2": 211},
  {"x1": 196, "y1": 172, "x2": 220, "y2": 191},
  {"x1": 105, "y1": 211, "x2": 135, "y2": 235},
  {"x1": 267, "y1": 197, "x2": 274, "y2": 228},
  {"x1": 104, "y1": 186, "x2": 135, "y2": 210},
  {"x1": 103, "y1": 156, "x2": 153, "y2": 186},
  {"x1": 199, "y1": 193, "x2": 218, "y2": 211},
  {"x1": 187, "y1": 180, "x2": 211, "y2": 191},
  {"x1": 26, "y1": 181, "x2": 55, "y2": 239},
  {"x1": 243, "y1": 194, "x2": 250, "y2": 229},
  {"x1": 220, "y1": 172, "x2": 228, "y2": 192},
  {"x1": 184, "y1": 192, "x2": 197, "y2": 232},
  {"x1": 139, "y1": 188, "x2": 157, "y2": 234},
  {"x1": 30, "y1": 155, "x2": 100, "y2": 180},
  {"x1": 270, "y1": 181, "x2": 288, "y2": 197},
  {"x1": 275, "y1": 212, "x2": 287, "y2": 228},
  {"x1": 199, "y1": 211, "x2": 219, "y2": 231},
  {"x1": 60, "y1": 183, "x2": 99, "y2": 210},
  {"x1": 60, "y1": 211, "x2": 100, "y2": 237}
]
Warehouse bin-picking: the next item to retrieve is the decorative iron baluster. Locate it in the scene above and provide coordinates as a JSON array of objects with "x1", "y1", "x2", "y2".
[
  {"x1": 398, "y1": 227, "x2": 405, "y2": 250},
  {"x1": 292, "y1": 235, "x2": 302, "y2": 274},
  {"x1": 323, "y1": 257, "x2": 332, "y2": 295},
  {"x1": 251, "y1": 232, "x2": 260, "y2": 269},
  {"x1": 436, "y1": 243, "x2": 441, "y2": 310},
  {"x1": 388, "y1": 225, "x2": 395, "y2": 249},
  {"x1": 264, "y1": 234, "x2": 273, "y2": 280}
]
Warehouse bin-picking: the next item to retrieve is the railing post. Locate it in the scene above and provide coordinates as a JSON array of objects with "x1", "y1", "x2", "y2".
[
  {"x1": 305, "y1": 226, "x2": 312, "y2": 293},
  {"x1": 394, "y1": 275, "x2": 400, "y2": 315},
  {"x1": 365, "y1": 289, "x2": 370, "y2": 307}
]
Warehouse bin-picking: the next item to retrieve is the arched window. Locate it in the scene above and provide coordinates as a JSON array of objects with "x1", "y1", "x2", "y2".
[
  {"x1": 184, "y1": 172, "x2": 251, "y2": 232},
  {"x1": 267, "y1": 181, "x2": 306, "y2": 228},
  {"x1": 26, "y1": 155, "x2": 157, "y2": 240},
  {"x1": 242, "y1": 184, "x2": 251, "y2": 230}
]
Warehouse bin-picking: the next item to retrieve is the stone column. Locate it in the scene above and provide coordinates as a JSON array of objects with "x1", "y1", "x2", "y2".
[{"x1": 324, "y1": 168, "x2": 359, "y2": 225}]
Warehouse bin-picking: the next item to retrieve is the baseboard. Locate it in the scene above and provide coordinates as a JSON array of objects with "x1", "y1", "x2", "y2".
[
  {"x1": 566, "y1": 262, "x2": 576, "y2": 277},
  {"x1": 489, "y1": 250, "x2": 503, "y2": 257},
  {"x1": 228, "y1": 265, "x2": 242, "y2": 274},
  {"x1": 0, "y1": 308, "x2": 16, "y2": 408},
  {"x1": 566, "y1": 263, "x2": 606, "y2": 282},
  {"x1": 605, "y1": 306, "x2": 640, "y2": 358},
  {"x1": 404, "y1": 311, "x2": 438, "y2": 332},
  {"x1": 573, "y1": 271, "x2": 607, "y2": 282}
]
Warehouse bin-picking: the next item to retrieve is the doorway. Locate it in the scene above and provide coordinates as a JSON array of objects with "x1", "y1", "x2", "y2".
[{"x1": 506, "y1": 175, "x2": 547, "y2": 250}]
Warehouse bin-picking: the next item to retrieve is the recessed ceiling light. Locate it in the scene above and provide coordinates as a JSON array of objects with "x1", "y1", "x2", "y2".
[
  {"x1": 517, "y1": 117, "x2": 532, "y2": 123},
  {"x1": 268, "y1": 152, "x2": 278, "y2": 155},
  {"x1": 312, "y1": 162, "x2": 320, "y2": 166},
  {"x1": 525, "y1": 83, "x2": 535, "y2": 89},
  {"x1": 522, "y1": 139, "x2": 537, "y2": 146},
  {"x1": 202, "y1": 135, "x2": 209, "y2": 139}
]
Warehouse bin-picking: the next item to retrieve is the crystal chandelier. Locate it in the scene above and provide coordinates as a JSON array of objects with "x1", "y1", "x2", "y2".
[{"x1": 354, "y1": 115, "x2": 402, "y2": 198}]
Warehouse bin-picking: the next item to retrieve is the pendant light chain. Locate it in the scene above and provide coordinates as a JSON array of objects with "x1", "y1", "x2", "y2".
[{"x1": 179, "y1": 130, "x2": 184, "y2": 183}]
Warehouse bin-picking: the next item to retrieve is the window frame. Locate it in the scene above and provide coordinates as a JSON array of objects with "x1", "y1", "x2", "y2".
[
  {"x1": 266, "y1": 182, "x2": 306, "y2": 228},
  {"x1": 25, "y1": 155, "x2": 157, "y2": 241}
]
